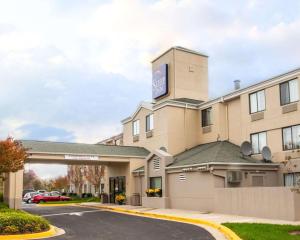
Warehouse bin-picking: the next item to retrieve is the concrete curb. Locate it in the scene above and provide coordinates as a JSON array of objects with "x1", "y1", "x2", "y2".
[
  {"x1": 38, "y1": 203, "x2": 79, "y2": 207},
  {"x1": 83, "y1": 204, "x2": 241, "y2": 240},
  {"x1": 0, "y1": 225, "x2": 64, "y2": 240}
]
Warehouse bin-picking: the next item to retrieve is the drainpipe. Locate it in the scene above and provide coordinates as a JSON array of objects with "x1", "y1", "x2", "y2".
[
  {"x1": 226, "y1": 103, "x2": 229, "y2": 140},
  {"x1": 184, "y1": 103, "x2": 188, "y2": 150}
]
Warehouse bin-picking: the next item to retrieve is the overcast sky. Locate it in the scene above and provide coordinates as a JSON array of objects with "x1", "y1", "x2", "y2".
[{"x1": 1, "y1": 0, "x2": 300, "y2": 178}]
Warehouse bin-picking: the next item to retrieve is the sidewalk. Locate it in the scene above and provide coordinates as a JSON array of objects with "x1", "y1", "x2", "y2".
[
  {"x1": 81, "y1": 202, "x2": 300, "y2": 225},
  {"x1": 80, "y1": 202, "x2": 300, "y2": 240}
]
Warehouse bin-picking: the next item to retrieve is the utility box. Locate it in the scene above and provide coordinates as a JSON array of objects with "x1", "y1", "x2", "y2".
[
  {"x1": 130, "y1": 193, "x2": 141, "y2": 206},
  {"x1": 227, "y1": 171, "x2": 242, "y2": 183},
  {"x1": 101, "y1": 193, "x2": 109, "y2": 204}
]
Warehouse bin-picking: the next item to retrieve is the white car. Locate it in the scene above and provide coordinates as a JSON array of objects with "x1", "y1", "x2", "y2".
[{"x1": 23, "y1": 192, "x2": 38, "y2": 203}]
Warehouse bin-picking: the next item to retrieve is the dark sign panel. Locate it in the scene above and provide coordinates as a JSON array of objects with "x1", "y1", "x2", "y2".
[{"x1": 152, "y1": 64, "x2": 168, "y2": 99}]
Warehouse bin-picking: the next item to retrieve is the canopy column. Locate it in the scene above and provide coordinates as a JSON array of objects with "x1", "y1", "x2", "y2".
[{"x1": 3, "y1": 170, "x2": 23, "y2": 209}]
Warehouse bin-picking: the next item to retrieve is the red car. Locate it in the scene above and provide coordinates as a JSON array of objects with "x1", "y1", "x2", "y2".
[{"x1": 32, "y1": 192, "x2": 71, "y2": 203}]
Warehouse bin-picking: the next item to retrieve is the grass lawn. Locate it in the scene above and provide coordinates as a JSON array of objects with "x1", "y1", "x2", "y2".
[
  {"x1": 223, "y1": 223, "x2": 300, "y2": 240},
  {"x1": 39, "y1": 197, "x2": 101, "y2": 204},
  {"x1": 0, "y1": 202, "x2": 50, "y2": 235}
]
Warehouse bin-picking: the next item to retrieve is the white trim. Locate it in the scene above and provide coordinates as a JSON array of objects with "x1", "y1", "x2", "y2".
[
  {"x1": 198, "y1": 69, "x2": 300, "y2": 110},
  {"x1": 165, "y1": 162, "x2": 280, "y2": 170},
  {"x1": 27, "y1": 151, "x2": 146, "y2": 159},
  {"x1": 121, "y1": 101, "x2": 153, "y2": 124}
]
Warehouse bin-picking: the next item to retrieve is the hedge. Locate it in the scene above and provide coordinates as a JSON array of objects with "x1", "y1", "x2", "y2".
[{"x1": 0, "y1": 204, "x2": 50, "y2": 235}]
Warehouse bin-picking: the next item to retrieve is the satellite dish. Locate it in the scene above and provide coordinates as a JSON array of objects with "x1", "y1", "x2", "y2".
[
  {"x1": 241, "y1": 141, "x2": 252, "y2": 156},
  {"x1": 262, "y1": 146, "x2": 272, "y2": 162},
  {"x1": 160, "y1": 146, "x2": 167, "y2": 152}
]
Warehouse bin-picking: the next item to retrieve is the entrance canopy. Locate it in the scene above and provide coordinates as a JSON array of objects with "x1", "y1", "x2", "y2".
[{"x1": 20, "y1": 140, "x2": 149, "y2": 165}]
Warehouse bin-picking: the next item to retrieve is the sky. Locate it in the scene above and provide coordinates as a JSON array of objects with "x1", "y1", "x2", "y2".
[{"x1": 1, "y1": 0, "x2": 300, "y2": 178}]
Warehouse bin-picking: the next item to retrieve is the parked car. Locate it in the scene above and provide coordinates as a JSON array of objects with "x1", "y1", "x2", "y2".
[
  {"x1": 23, "y1": 192, "x2": 38, "y2": 203},
  {"x1": 22, "y1": 189, "x2": 35, "y2": 197},
  {"x1": 37, "y1": 190, "x2": 47, "y2": 194},
  {"x1": 50, "y1": 191, "x2": 61, "y2": 195},
  {"x1": 32, "y1": 192, "x2": 71, "y2": 203}
]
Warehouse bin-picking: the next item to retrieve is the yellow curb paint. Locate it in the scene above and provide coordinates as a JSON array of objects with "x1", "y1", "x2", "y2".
[
  {"x1": 0, "y1": 225, "x2": 58, "y2": 240},
  {"x1": 38, "y1": 203, "x2": 79, "y2": 207},
  {"x1": 85, "y1": 205, "x2": 241, "y2": 240}
]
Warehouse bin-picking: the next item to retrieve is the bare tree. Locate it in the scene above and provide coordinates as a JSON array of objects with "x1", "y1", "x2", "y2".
[
  {"x1": 85, "y1": 165, "x2": 105, "y2": 196},
  {"x1": 67, "y1": 165, "x2": 85, "y2": 195}
]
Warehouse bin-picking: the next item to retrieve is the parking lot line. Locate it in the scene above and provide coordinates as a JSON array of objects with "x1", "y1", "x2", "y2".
[{"x1": 42, "y1": 209, "x2": 103, "y2": 217}]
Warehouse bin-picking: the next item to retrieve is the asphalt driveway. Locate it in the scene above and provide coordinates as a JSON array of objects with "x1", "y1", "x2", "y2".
[{"x1": 23, "y1": 205, "x2": 215, "y2": 240}]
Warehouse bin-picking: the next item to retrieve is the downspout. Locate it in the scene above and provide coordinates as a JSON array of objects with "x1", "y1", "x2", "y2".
[
  {"x1": 226, "y1": 103, "x2": 229, "y2": 140},
  {"x1": 173, "y1": 48, "x2": 176, "y2": 98},
  {"x1": 184, "y1": 103, "x2": 188, "y2": 150}
]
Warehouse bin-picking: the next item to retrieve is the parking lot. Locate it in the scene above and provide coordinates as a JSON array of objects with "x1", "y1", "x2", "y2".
[{"x1": 23, "y1": 205, "x2": 215, "y2": 240}]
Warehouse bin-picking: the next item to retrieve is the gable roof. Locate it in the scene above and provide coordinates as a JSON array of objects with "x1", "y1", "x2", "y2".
[
  {"x1": 169, "y1": 141, "x2": 272, "y2": 167},
  {"x1": 20, "y1": 140, "x2": 150, "y2": 157},
  {"x1": 121, "y1": 101, "x2": 153, "y2": 124}
]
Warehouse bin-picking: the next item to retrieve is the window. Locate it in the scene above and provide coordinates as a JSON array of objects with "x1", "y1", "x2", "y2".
[
  {"x1": 146, "y1": 114, "x2": 154, "y2": 132},
  {"x1": 284, "y1": 173, "x2": 300, "y2": 186},
  {"x1": 251, "y1": 132, "x2": 267, "y2": 154},
  {"x1": 282, "y1": 125, "x2": 300, "y2": 150},
  {"x1": 150, "y1": 177, "x2": 162, "y2": 189},
  {"x1": 280, "y1": 79, "x2": 299, "y2": 105},
  {"x1": 132, "y1": 120, "x2": 140, "y2": 136},
  {"x1": 249, "y1": 90, "x2": 266, "y2": 113},
  {"x1": 201, "y1": 107, "x2": 212, "y2": 127}
]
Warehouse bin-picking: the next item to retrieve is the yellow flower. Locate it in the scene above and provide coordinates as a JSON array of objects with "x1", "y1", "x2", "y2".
[
  {"x1": 148, "y1": 189, "x2": 155, "y2": 193},
  {"x1": 115, "y1": 194, "x2": 126, "y2": 202}
]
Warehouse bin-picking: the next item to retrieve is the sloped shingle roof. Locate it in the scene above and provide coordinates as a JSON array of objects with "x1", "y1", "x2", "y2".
[
  {"x1": 170, "y1": 141, "x2": 263, "y2": 167},
  {"x1": 20, "y1": 140, "x2": 150, "y2": 157}
]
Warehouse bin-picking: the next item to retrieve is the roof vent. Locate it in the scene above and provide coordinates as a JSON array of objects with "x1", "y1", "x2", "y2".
[{"x1": 234, "y1": 80, "x2": 241, "y2": 90}]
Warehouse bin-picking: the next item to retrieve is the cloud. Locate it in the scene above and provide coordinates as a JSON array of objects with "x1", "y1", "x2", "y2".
[{"x1": 0, "y1": 0, "x2": 299, "y2": 142}]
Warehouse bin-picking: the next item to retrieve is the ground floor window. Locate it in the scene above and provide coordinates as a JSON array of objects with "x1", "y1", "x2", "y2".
[
  {"x1": 146, "y1": 177, "x2": 162, "y2": 197},
  {"x1": 284, "y1": 172, "x2": 300, "y2": 186},
  {"x1": 150, "y1": 177, "x2": 162, "y2": 189}
]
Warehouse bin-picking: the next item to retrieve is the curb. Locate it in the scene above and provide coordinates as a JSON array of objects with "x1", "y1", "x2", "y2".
[
  {"x1": 83, "y1": 204, "x2": 241, "y2": 240},
  {"x1": 0, "y1": 225, "x2": 63, "y2": 240},
  {"x1": 38, "y1": 203, "x2": 79, "y2": 207}
]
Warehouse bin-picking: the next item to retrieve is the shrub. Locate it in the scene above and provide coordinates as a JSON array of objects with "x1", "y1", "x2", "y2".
[
  {"x1": 0, "y1": 192, "x2": 3, "y2": 202},
  {"x1": 0, "y1": 208, "x2": 50, "y2": 235}
]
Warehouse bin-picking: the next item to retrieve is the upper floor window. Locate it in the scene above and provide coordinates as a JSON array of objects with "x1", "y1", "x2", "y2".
[
  {"x1": 201, "y1": 107, "x2": 212, "y2": 127},
  {"x1": 280, "y1": 79, "x2": 299, "y2": 105},
  {"x1": 282, "y1": 125, "x2": 300, "y2": 150},
  {"x1": 132, "y1": 120, "x2": 140, "y2": 136},
  {"x1": 251, "y1": 131, "x2": 267, "y2": 154},
  {"x1": 146, "y1": 114, "x2": 154, "y2": 132},
  {"x1": 284, "y1": 172, "x2": 300, "y2": 186},
  {"x1": 249, "y1": 90, "x2": 265, "y2": 113}
]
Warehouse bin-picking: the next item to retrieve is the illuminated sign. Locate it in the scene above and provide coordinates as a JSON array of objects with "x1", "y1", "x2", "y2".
[
  {"x1": 152, "y1": 64, "x2": 168, "y2": 99},
  {"x1": 64, "y1": 155, "x2": 99, "y2": 161}
]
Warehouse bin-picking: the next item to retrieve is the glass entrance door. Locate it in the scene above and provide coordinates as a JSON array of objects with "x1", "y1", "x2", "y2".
[{"x1": 109, "y1": 176, "x2": 126, "y2": 203}]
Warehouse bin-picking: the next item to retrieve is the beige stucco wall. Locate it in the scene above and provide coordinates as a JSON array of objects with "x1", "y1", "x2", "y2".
[
  {"x1": 123, "y1": 105, "x2": 200, "y2": 155},
  {"x1": 123, "y1": 107, "x2": 167, "y2": 151},
  {"x1": 152, "y1": 48, "x2": 208, "y2": 103},
  {"x1": 167, "y1": 171, "x2": 215, "y2": 211},
  {"x1": 198, "y1": 76, "x2": 300, "y2": 168},
  {"x1": 239, "y1": 77, "x2": 300, "y2": 163},
  {"x1": 214, "y1": 187, "x2": 300, "y2": 221}
]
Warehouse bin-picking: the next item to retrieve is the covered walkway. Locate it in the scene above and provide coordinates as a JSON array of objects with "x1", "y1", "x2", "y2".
[{"x1": 4, "y1": 140, "x2": 149, "y2": 209}]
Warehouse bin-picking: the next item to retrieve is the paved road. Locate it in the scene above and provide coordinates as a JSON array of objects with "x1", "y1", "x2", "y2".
[{"x1": 23, "y1": 205, "x2": 215, "y2": 240}]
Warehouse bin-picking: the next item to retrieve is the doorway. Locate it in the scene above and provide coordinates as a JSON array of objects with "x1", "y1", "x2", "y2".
[{"x1": 109, "y1": 176, "x2": 126, "y2": 203}]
